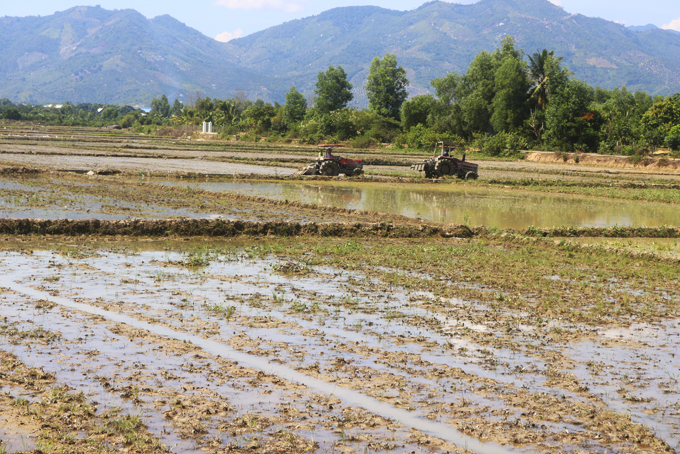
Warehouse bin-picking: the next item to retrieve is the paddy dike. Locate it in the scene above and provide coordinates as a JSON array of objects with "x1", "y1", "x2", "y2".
[{"x1": 526, "y1": 151, "x2": 680, "y2": 174}]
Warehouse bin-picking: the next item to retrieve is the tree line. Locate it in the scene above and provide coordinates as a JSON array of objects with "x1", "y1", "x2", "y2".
[{"x1": 1, "y1": 36, "x2": 679, "y2": 155}]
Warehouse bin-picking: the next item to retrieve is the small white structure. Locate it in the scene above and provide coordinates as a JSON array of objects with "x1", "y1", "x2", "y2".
[{"x1": 202, "y1": 122, "x2": 215, "y2": 134}]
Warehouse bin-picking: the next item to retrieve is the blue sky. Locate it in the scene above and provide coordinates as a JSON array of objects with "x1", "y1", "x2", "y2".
[{"x1": 2, "y1": 0, "x2": 679, "y2": 41}]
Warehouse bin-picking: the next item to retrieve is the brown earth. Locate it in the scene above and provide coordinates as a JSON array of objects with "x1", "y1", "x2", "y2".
[{"x1": 526, "y1": 151, "x2": 680, "y2": 174}]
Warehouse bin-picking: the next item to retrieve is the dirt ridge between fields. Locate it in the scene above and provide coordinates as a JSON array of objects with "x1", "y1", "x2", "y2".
[
  {"x1": 0, "y1": 218, "x2": 471, "y2": 238},
  {"x1": 526, "y1": 151, "x2": 680, "y2": 173},
  {"x1": 1, "y1": 218, "x2": 679, "y2": 239}
]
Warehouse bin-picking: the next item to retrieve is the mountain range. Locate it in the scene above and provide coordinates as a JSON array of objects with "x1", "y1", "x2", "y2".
[{"x1": 1, "y1": 0, "x2": 679, "y2": 105}]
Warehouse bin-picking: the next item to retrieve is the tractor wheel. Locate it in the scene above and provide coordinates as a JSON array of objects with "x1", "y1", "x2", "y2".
[
  {"x1": 435, "y1": 160, "x2": 452, "y2": 177},
  {"x1": 465, "y1": 171, "x2": 478, "y2": 180},
  {"x1": 424, "y1": 165, "x2": 435, "y2": 179},
  {"x1": 344, "y1": 169, "x2": 354, "y2": 177},
  {"x1": 319, "y1": 160, "x2": 340, "y2": 177}
]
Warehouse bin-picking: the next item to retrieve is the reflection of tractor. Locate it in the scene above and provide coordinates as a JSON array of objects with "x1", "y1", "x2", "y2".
[
  {"x1": 411, "y1": 141, "x2": 479, "y2": 179},
  {"x1": 294, "y1": 145, "x2": 364, "y2": 177}
]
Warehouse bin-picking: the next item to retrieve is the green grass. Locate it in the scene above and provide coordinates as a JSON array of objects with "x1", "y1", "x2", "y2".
[{"x1": 239, "y1": 237, "x2": 680, "y2": 325}]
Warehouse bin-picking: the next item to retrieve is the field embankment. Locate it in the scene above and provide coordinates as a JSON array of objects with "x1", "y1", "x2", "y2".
[{"x1": 526, "y1": 151, "x2": 680, "y2": 173}]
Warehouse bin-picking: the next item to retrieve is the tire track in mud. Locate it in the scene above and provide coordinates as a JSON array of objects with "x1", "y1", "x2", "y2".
[{"x1": 0, "y1": 277, "x2": 515, "y2": 454}]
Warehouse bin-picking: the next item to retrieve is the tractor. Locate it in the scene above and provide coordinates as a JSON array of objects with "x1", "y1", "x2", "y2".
[
  {"x1": 294, "y1": 145, "x2": 364, "y2": 177},
  {"x1": 411, "y1": 141, "x2": 479, "y2": 179}
]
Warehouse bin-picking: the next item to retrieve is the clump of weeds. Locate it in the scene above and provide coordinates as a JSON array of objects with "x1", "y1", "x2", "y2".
[
  {"x1": 207, "y1": 301, "x2": 236, "y2": 320},
  {"x1": 271, "y1": 260, "x2": 311, "y2": 274}
]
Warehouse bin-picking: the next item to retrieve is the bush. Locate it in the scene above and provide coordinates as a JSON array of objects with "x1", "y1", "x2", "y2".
[
  {"x1": 238, "y1": 132, "x2": 260, "y2": 142},
  {"x1": 598, "y1": 140, "x2": 615, "y2": 154},
  {"x1": 349, "y1": 135, "x2": 378, "y2": 148},
  {"x1": 505, "y1": 132, "x2": 528, "y2": 153}
]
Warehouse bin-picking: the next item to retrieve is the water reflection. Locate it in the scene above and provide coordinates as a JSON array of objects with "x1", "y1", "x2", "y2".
[{"x1": 161, "y1": 181, "x2": 680, "y2": 229}]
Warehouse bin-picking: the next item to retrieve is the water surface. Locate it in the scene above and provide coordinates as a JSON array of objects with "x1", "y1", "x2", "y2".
[{"x1": 160, "y1": 180, "x2": 680, "y2": 229}]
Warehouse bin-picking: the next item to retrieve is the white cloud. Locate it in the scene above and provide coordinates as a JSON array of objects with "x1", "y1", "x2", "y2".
[
  {"x1": 214, "y1": 0, "x2": 304, "y2": 13},
  {"x1": 548, "y1": 0, "x2": 562, "y2": 6},
  {"x1": 215, "y1": 29, "x2": 243, "y2": 42},
  {"x1": 614, "y1": 20, "x2": 626, "y2": 25},
  {"x1": 662, "y1": 16, "x2": 680, "y2": 32}
]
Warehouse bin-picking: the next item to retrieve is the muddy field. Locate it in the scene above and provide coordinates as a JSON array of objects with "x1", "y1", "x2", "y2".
[
  {"x1": 1, "y1": 126, "x2": 679, "y2": 454},
  {"x1": 2, "y1": 124, "x2": 680, "y2": 181}
]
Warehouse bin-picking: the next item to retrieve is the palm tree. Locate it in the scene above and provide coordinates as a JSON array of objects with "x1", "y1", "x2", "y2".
[
  {"x1": 527, "y1": 49, "x2": 563, "y2": 110},
  {"x1": 215, "y1": 100, "x2": 238, "y2": 126}
]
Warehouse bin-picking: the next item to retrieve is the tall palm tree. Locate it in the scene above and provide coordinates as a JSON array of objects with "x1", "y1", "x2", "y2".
[{"x1": 527, "y1": 49, "x2": 563, "y2": 110}]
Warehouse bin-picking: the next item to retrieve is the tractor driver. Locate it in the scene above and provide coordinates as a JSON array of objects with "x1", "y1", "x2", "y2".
[{"x1": 325, "y1": 148, "x2": 336, "y2": 159}]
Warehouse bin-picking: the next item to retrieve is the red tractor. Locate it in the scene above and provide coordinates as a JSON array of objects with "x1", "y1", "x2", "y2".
[
  {"x1": 411, "y1": 141, "x2": 479, "y2": 179},
  {"x1": 295, "y1": 145, "x2": 364, "y2": 177}
]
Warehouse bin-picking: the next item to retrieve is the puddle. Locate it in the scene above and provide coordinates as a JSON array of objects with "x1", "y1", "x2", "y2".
[
  {"x1": 0, "y1": 424, "x2": 37, "y2": 453},
  {"x1": 156, "y1": 180, "x2": 680, "y2": 229}
]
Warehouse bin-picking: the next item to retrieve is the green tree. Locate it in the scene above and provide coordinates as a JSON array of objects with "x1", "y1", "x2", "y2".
[
  {"x1": 545, "y1": 80, "x2": 596, "y2": 150},
  {"x1": 666, "y1": 125, "x2": 680, "y2": 151},
  {"x1": 491, "y1": 43, "x2": 530, "y2": 133},
  {"x1": 120, "y1": 114, "x2": 136, "y2": 128},
  {"x1": 283, "y1": 87, "x2": 307, "y2": 124},
  {"x1": 2, "y1": 108, "x2": 21, "y2": 120},
  {"x1": 315, "y1": 66, "x2": 353, "y2": 114},
  {"x1": 641, "y1": 94, "x2": 680, "y2": 147},
  {"x1": 431, "y1": 73, "x2": 461, "y2": 106},
  {"x1": 401, "y1": 95, "x2": 438, "y2": 130},
  {"x1": 171, "y1": 99, "x2": 183, "y2": 117},
  {"x1": 366, "y1": 53, "x2": 409, "y2": 120},
  {"x1": 150, "y1": 94, "x2": 171, "y2": 118},
  {"x1": 101, "y1": 106, "x2": 118, "y2": 121},
  {"x1": 215, "y1": 100, "x2": 237, "y2": 126}
]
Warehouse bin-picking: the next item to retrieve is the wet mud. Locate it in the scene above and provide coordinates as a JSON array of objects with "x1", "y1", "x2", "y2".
[{"x1": 0, "y1": 238, "x2": 678, "y2": 453}]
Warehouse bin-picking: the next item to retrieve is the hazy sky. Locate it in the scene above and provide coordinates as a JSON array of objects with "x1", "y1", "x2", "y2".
[{"x1": 2, "y1": 0, "x2": 679, "y2": 41}]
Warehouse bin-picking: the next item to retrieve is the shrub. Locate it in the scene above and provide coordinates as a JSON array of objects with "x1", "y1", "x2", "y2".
[
  {"x1": 350, "y1": 135, "x2": 378, "y2": 148},
  {"x1": 505, "y1": 132, "x2": 528, "y2": 153},
  {"x1": 598, "y1": 140, "x2": 615, "y2": 154},
  {"x1": 238, "y1": 132, "x2": 260, "y2": 142},
  {"x1": 482, "y1": 133, "x2": 506, "y2": 156}
]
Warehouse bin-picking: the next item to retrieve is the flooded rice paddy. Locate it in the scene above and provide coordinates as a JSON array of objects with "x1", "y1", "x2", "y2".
[
  {"x1": 2, "y1": 149, "x2": 680, "y2": 454},
  {"x1": 0, "y1": 238, "x2": 678, "y2": 453},
  {"x1": 159, "y1": 180, "x2": 680, "y2": 229}
]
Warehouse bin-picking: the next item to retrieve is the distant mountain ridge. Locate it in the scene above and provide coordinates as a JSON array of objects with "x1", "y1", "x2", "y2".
[
  {"x1": 224, "y1": 0, "x2": 680, "y2": 103},
  {"x1": 1, "y1": 1, "x2": 679, "y2": 105},
  {"x1": 0, "y1": 6, "x2": 288, "y2": 104}
]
